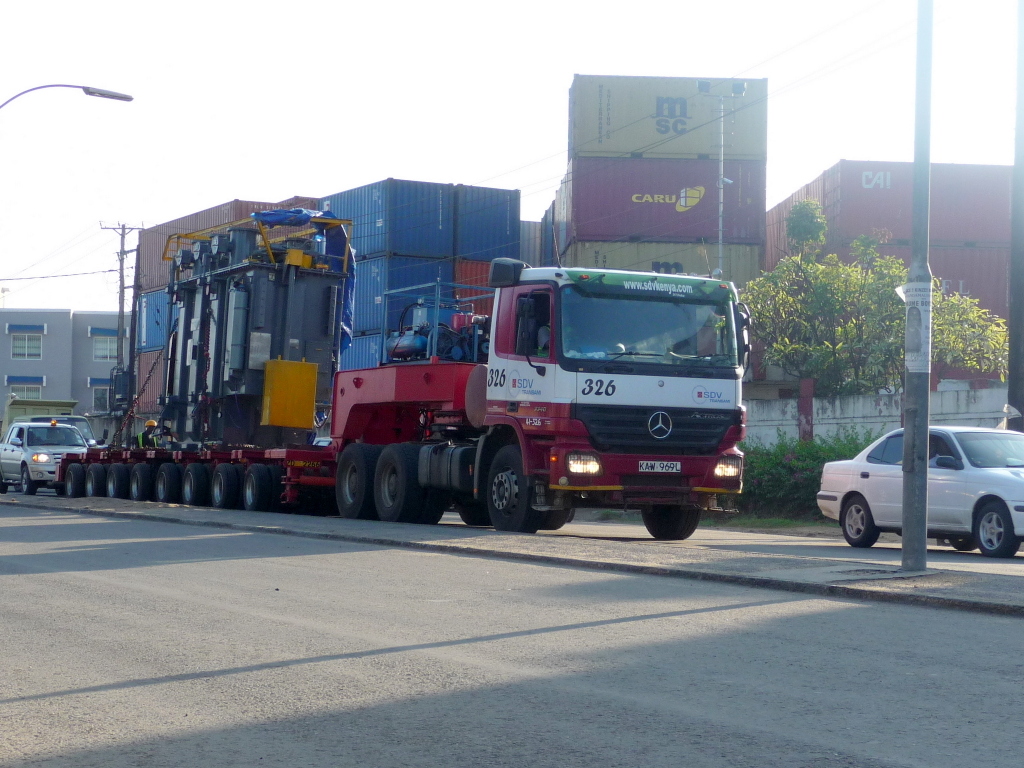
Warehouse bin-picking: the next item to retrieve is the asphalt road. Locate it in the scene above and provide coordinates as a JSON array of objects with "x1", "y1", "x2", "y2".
[{"x1": 2, "y1": 506, "x2": 1023, "y2": 768}]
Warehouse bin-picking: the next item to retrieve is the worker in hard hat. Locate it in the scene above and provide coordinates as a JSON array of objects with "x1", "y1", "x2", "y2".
[{"x1": 136, "y1": 420, "x2": 160, "y2": 449}]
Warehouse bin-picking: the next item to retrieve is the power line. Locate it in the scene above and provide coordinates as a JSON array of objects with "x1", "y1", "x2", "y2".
[{"x1": 0, "y1": 268, "x2": 118, "y2": 282}]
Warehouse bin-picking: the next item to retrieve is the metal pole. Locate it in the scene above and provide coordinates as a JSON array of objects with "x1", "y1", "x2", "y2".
[
  {"x1": 718, "y1": 95, "x2": 725, "y2": 277},
  {"x1": 901, "y1": 0, "x2": 934, "y2": 573},
  {"x1": 1007, "y1": 0, "x2": 1024, "y2": 432}
]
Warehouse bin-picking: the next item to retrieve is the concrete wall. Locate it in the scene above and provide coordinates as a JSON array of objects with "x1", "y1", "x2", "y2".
[{"x1": 745, "y1": 386, "x2": 1010, "y2": 445}]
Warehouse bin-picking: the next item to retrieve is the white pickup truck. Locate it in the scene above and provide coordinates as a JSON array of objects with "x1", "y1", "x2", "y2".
[{"x1": 0, "y1": 421, "x2": 89, "y2": 495}]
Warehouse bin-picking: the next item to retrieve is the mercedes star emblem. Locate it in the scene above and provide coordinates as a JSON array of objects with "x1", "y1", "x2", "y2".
[{"x1": 648, "y1": 411, "x2": 673, "y2": 439}]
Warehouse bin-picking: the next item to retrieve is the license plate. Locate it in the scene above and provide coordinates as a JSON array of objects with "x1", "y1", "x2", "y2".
[{"x1": 639, "y1": 461, "x2": 681, "y2": 473}]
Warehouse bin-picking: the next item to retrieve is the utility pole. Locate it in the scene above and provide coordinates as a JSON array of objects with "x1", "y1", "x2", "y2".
[
  {"x1": 1007, "y1": 0, "x2": 1024, "y2": 432},
  {"x1": 100, "y1": 223, "x2": 140, "y2": 369},
  {"x1": 900, "y1": 0, "x2": 933, "y2": 573}
]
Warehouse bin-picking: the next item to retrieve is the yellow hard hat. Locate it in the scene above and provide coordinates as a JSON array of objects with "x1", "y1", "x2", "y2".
[{"x1": 145, "y1": 420, "x2": 158, "y2": 427}]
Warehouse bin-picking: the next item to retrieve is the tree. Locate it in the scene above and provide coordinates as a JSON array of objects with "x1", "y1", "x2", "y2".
[
  {"x1": 785, "y1": 199, "x2": 827, "y2": 259},
  {"x1": 743, "y1": 237, "x2": 1007, "y2": 396}
]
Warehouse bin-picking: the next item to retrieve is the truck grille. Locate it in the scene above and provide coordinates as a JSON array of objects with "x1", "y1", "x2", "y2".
[{"x1": 572, "y1": 404, "x2": 738, "y2": 455}]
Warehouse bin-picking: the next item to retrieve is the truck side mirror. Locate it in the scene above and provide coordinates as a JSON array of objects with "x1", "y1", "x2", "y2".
[
  {"x1": 735, "y1": 302, "x2": 752, "y2": 368},
  {"x1": 102, "y1": 429, "x2": 109, "y2": 442}
]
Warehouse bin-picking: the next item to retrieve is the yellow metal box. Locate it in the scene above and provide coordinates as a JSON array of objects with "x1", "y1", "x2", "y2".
[{"x1": 261, "y1": 359, "x2": 318, "y2": 429}]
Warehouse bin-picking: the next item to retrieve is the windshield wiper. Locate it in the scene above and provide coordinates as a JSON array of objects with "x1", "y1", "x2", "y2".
[{"x1": 606, "y1": 350, "x2": 663, "y2": 361}]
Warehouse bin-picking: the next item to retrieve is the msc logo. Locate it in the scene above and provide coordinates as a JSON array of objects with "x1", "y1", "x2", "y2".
[
  {"x1": 631, "y1": 187, "x2": 705, "y2": 212},
  {"x1": 653, "y1": 96, "x2": 688, "y2": 135}
]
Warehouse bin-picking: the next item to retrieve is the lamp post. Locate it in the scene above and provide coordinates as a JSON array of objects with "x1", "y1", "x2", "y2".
[
  {"x1": 697, "y1": 80, "x2": 745, "y2": 279},
  {"x1": 0, "y1": 84, "x2": 133, "y2": 112}
]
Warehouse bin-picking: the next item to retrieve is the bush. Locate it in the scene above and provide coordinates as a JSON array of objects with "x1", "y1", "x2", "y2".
[{"x1": 738, "y1": 429, "x2": 879, "y2": 519}]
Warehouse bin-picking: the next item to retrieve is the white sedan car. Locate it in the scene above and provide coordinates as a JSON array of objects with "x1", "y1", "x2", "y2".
[{"x1": 818, "y1": 426, "x2": 1024, "y2": 558}]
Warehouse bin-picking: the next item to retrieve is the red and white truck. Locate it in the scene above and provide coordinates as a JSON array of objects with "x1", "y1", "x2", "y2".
[{"x1": 58, "y1": 258, "x2": 750, "y2": 540}]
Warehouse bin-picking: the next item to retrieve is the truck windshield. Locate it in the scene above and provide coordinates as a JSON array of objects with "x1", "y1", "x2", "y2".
[
  {"x1": 29, "y1": 416, "x2": 95, "y2": 442},
  {"x1": 26, "y1": 426, "x2": 87, "y2": 447},
  {"x1": 559, "y1": 285, "x2": 738, "y2": 368}
]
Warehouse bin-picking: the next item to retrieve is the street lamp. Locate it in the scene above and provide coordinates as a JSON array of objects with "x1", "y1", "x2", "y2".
[{"x1": 0, "y1": 84, "x2": 133, "y2": 112}]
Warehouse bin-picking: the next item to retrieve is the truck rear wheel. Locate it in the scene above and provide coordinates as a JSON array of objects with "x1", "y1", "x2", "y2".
[
  {"x1": 85, "y1": 463, "x2": 107, "y2": 497},
  {"x1": 486, "y1": 445, "x2": 545, "y2": 534},
  {"x1": 65, "y1": 463, "x2": 86, "y2": 498},
  {"x1": 211, "y1": 463, "x2": 241, "y2": 508},
  {"x1": 243, "y1": 464, "x2": 274, "y2": 511},
  {"x1": 336, "y1": 444, "x2": 384, "y2": 520},
  {"x1": 183, "y1": 463, "x2": 212, "y2": 506},
  {"x1": 106, "y1": 463, "x2": 130, "y2": 499},
  {"x1": 641, "y1": 505, "x2": 701, "y2": 541},
  {"x1": 155, "y1": 463, "x2": 183, "y2": 504},
  {"x1": 373, "y1": 443, "x2": 430, "y2": 524},
  {"x1": 456, "y1": 499, "x2": 491, "y2": 527},
  {"x1": 130, "y1": 463, "x2": 154, "y2": 501}
]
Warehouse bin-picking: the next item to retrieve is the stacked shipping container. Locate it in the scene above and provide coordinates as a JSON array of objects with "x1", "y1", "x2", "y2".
[
  {"x1": 553, "y1": 74, "x2": 768, "y2": 285},
  {"x1": 319, "y1": 179, "x2": 520, "y2": 371},
  {"x1": 765, "y1": 160, "x2": 1012, "y2": 319}
]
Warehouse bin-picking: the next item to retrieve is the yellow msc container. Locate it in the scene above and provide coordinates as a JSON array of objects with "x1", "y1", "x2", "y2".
[{"x1": 261, "y1": 359, "x2": 317, "y2": 429}]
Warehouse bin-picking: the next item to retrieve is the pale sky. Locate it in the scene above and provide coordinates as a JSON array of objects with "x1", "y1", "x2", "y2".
[{"x1": 0, "y1": 0, "x2": 1017, "y2": 311}]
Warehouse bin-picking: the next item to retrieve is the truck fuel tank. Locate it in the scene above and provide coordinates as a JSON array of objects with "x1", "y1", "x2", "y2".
[{"x1": 417, "y1": 443, "x2": 475, "y2": 493}]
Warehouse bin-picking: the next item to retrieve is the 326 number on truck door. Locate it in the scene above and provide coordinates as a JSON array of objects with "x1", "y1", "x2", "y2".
[
  {"x1": 581, "y1": 379, "x2": 616, "y2": 396},
  {"x1": 487, "y1": 368, "x2": 506, "y2": 387}
]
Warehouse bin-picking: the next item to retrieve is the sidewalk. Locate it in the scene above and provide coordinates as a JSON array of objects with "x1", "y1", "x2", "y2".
[{"x1": 3, "y1": 494, "x2": 1024, "y2": 617}]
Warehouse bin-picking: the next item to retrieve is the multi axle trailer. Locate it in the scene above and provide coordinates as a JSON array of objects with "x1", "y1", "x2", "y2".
[{"x1": 58, "y1": 258, "x2": 750, "y2": 540}]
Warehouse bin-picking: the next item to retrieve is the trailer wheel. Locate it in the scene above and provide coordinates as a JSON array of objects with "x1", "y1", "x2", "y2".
[
  {"x1": 130, "y1": 463, "x2": 154, "y2": 502},
  {"x1": 65, "y1": 463, "x2": 86, "y2": 498},
  {"x1": 182, "y1": 463, "x2": 212, "y2": 507},
  {"x1": 486, "y1": 445, "x2": 545, "y2": 534},
  {"x1": 155, "y1": 463, "x2": 183, "y2": 504},
  {"x1": 106, "y1": 463, "x2": 130, "y2": 499},
  {"x1": 641, "y1": 504, "x2": 702, "y2": 541},
  {"x1": 419, "y1": 490, "x2": 452, "y2": 525},
  {"x1": 243, "y1": 464, "x2": 274, "y2": 511},
  {"x1": 455, "y1": 499, "x2": 491, "y2": 527},
  {"x1": 373, "y1": 443, "x2": 428, "y2": 524},
  {"x1": 85, "y1": 463, "x2": 108, "y2": 497},
  {"x1": 211, "y1": 463, "x2": 241, "y2": 509},
  {"x1": 336, "y1": 444, "x2": 384, "y2": 520}
]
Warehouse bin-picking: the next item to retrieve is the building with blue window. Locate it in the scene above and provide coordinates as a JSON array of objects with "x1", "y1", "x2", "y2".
[{"x1": 0, "y1": 309, "x2": 128, "y2": 416}]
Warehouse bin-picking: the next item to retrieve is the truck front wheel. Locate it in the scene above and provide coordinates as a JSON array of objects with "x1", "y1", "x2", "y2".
[
  {"x1": 20, "y1": 465, "x2": 38, "y2": 496},
  {"x1": 337, "y1": 444, "x2": 384, "y2": 520},
  {"x1": 641, "y1": 505, "x2": 701, "y2": 541},
  {"x1": 486, "y1": 445, "x2": 545, "y2": 534}
]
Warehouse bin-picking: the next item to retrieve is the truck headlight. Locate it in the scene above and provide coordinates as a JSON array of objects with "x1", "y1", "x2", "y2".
[
  {"x1": 567, "y1": 452, "x2": 602, "y2": 475},
  {"x1": 714, "y1": 456, "x2": 742, "y2": 478},
  {"x1": 31, "y1": 453, "x2": 51, "y2": 464}
]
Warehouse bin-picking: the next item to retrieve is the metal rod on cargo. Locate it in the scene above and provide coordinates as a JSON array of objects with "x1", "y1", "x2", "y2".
[
  {"x1": 718, "y1": 95, "x2": 725, "y2": 278},
  {"x1": 0, "y1": 84, "x2": 133, "y2": 112},
  {"x1": 1007, "y1": 0, "x2": 1024, "y2": 431},
  {"x1": 901, "y1": 0, "x2": 934, "y2": 573}
]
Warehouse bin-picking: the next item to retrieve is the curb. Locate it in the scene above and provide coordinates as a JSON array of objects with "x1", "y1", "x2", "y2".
[{"x1": 4, "y1": 497, "x2": 1023, "y2": 619}]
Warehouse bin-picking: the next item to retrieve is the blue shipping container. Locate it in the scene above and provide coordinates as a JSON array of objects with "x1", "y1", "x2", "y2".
[
  {"x1": 352, "y1": 256, "x2": 455, "y2": 334},
  {"x1": 341, "y1": 333, "x2": 383, "y2": 371},
  {"x1": 137, "y1": 289, "x2": 174, "y2": 352},
  {"x1": 519, "y1": 221, "x2": 541, "y2": 266},
  {"x1": 454, "y1": 185, "x2": 520, "y2": 261},
  {"x1": 320, "y1": 179, "x2": 455, "y2": 259}
]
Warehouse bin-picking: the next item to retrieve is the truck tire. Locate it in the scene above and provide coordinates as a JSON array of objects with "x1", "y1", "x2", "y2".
[
  {"x1": 65, "y1": 463, "x2": 86, "y2": 498},
  {"x1": 420, "y1": 490, "x2": 451, "y2": 525},
  {"x1": 0, "y1": 478, "x2": 8, "y2": 494},
  {"x1": 212, "y1": 463, "x2": 241, "y2": 509},
  {"x1": 130, "y1": 463, "x2": 154, "y2": 502},
  {"x1": 336, "y1": 443, "x2": 384, "y2": 520},
  {"x1": 85, "y1": 463, "x2": 108, "y2": 497},
  {"x1": 243, "y1": 464, "x2": 274, "y2": 511},
  {"x1": 20, "y1": 464, "x2": 39, "y2": 496},
  {"x1": 373, "y1": 443, "x2": 429, "y2": 524},
  {"x1": 155, "y1": 463, "x2": 183, "y2": 504},
  {"x1": 486, "y1": 445, "x2": 545, "y2": 534},
  {"x1": 182, "y1": 463, "x2": 212, "y2": 507},
  {"x1": 641, "y1": 505, "x2": 701, "y2": 541},
  {"x1": 455, "y1": 499, "x2": 491, "y2": 527},
  {"x1": 539, "y1": 509, "x2": 573, "y2": 531},
  {"x1": 106, "y1": 463, "x2": 130, "y2": 499}
]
